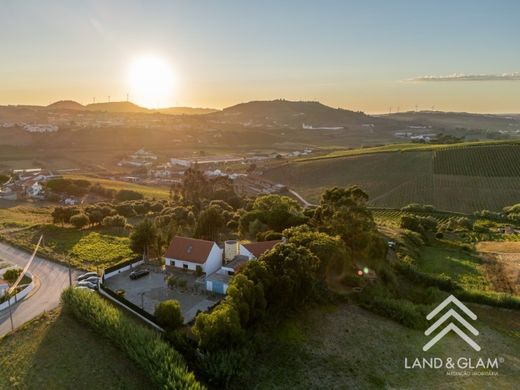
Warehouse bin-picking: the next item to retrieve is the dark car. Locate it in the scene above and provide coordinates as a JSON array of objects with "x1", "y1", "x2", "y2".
[{"x1": 129, "y1": 269, "x2": 150, "y2": 280}]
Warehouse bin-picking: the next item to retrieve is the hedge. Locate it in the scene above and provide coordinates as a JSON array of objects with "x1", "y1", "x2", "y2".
[{"x1": 61, "y1": 288, "x2": 204, "y2": 390}]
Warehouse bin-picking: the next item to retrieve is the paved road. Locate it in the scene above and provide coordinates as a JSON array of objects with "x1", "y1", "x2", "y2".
[{"x1": 0, "y1": 242, "x2": 81, "y2": 337}]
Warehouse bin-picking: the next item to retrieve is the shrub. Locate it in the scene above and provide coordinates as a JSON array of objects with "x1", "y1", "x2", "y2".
[
  {"x1": 155, "y1": 300, "x2": 184, "y2": 331},
  {"x1": 196, "y1": 265, "x2": 203, "y2": 277},
  {"x1": 115, "y1": 189, "x2": 144, "y2": 202},
  {"x1": 435, "y1": 232, "x2": 444, "y2": 239},
  {"x1": 70, "y1": 213, "x2": 90, "y2": 229},
  {"x1": 3, "y1": 268, "x2": 22, "y2": 284},
  {"x1": 358, "y1": 293, "x2": 429, "y2": 329},
  {"x1": 61, "y1": 288, "x2": 203, "y2": 389}
]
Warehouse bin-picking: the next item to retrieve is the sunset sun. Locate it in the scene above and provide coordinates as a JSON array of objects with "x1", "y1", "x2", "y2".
[{"x1": 128, "y1": 56, "x2": 175, "y2": 108}]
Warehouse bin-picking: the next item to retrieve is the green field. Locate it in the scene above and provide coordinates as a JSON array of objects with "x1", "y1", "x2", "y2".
[
  {"x1": 235, "y1": 303, "x2": 520, "y2": 389},
  {"x1": 264, "y1": 142, "x2": 520, "y2": 213},
  {"x1": 64, "y1": 174, "x2": 170, "y2": 199},
  {"x1": 0, "y1": 308, "x2": 152, "y2": 389},
  {"x1": 2, "y1": 224, "x2": 134, "y2": 270}
]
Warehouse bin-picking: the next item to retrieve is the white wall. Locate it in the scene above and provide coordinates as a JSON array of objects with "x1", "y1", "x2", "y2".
[
  {"x1": 104, "y1": 259, "x2": 144, "y2": 280},
  {"x1": 239, "y1": 245, "x2": 255, "y2": 259},
  {"x1": 205, "y1": 244, "x2": 223, "y2": 275},
  {"x1": 166, "y1": 243, "x2": 223, "y2": 275},
  {"x1": 0, "y1": 272, "x2": 34, "y2": 311}
]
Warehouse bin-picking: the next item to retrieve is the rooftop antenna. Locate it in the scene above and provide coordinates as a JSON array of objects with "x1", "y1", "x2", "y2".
[
  {"x1": 415, "y1": 104, "x2": 418, "y2": 112},
  {"x1": 108, "y1": 96, "x2": 111, "y2": 103},
  {"x1": 93, "y1": 97, "x2": 96, "y2": 104}
]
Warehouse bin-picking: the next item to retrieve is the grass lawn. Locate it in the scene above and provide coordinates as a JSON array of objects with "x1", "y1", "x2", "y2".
[
  {"x1": 235, "y1": 303, "x2": 520, "y2": 389},
  {"x1": 2, "y1": 224, "x2": 134, "y2": 270},
  {"x1": 417, "y1": 245, "x2": 489, "y2": 291},
  {"x1": 0, "y1": 308, "x2": 152, "y2": 389},
  {"x1": 0, "y1": 203, "x2": 52, "y2": 230}
]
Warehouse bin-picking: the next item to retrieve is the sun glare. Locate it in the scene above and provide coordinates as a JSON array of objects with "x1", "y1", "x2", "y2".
[{"x1": 128, "y1": 56, "x2": 175, "y2": 108}]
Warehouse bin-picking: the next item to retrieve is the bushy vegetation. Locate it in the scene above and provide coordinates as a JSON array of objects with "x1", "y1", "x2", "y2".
[
  {"x1": 61, "y1": 288, "x2": 203, "y2": 390},
  {"x1": 155, "y1": 300, "x2": 184, "y2": 331}
]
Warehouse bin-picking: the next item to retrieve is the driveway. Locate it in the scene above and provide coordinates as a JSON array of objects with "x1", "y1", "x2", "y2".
[
  {"x1": 0, "y1": 242, "x2": 82, "y2": 337},
  {"x1": 105, "y1": 268, "x2": 220, "y2": 323}
]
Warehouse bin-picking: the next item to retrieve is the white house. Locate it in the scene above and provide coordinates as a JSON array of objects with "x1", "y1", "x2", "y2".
[
  {"x1": 206, "y1": 239, "x2": 281, "y2": 295},
  {"x1": 165, "y1": 236, "x2": 222, "y2": 275}
]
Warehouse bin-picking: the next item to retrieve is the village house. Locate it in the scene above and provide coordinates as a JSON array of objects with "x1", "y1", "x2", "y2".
[
  {"x1": 206, "y1": 239, "x2": 281, "y2": 294},
  {"x1": 165, "y1": 236, "x2": 223, "y2": 275}
]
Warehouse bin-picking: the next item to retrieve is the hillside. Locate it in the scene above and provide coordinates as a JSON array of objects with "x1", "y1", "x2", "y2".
[
  {"x1": 263, "y1": 142, "x2": 520, "y2": 213},
  {"x1": 85, "y1": 101, "x2": 150, "y2": 113},
  {"x1": 380, "y1": 110, "x2": 520, "y2": 132},
  {"x1": 47, "y1": 100, "x2": 85, "y2": 110},
  {"x1": 210, "y1": 99, "x2": 398, "y2": 130},
  {"x1": 156, "y1": 106, "x2": 218, "y2": 115}
]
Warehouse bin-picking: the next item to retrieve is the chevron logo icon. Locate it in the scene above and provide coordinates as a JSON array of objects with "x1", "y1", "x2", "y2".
[{"x1": 423, "y1": 295, "x2": 481, "y2": 352}]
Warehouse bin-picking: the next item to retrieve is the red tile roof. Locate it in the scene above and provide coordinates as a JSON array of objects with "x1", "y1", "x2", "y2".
[
  {"x1": 242, "y1": 240, "x2": 281, "y2": 258},
  {"x1": 0, "y1": 278, "x2": 8, "y2": 286},
  {"x1": 165, "y1": 236, "x2": 216, "y2": 264}
]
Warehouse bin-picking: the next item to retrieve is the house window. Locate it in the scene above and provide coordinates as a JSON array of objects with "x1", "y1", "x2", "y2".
[{"x1": 183, "y1": 264, "x2": 188, "y2": 269}]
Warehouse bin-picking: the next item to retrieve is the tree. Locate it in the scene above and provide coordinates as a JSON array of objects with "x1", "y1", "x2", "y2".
[
  {"x1": 70, "y1": 213, "x2": 90, "y2": 229},
  {"x1": 192, "y1": 303, "x2": 244, "y2": 351},
  {"x1": 102, "y1": 214, "x2": 127, "y2": 229},
  {"x1": 3, "y1": 268, "x2": 22, "y2": 284},
  {"x1": 313, "y1": 186, "x2": 386, "y2": 269},
  {"x1": 194, "y1": 205, "x2": 226, "y2": 241},
  {"x1": 129, "y1": 219, "x2": 159, "y2": 258},
  {"x1": 259, "y1": 243, "x2": 320, "y2": 309},
  {"x1": 238, "y1": 195, "x2": 307, "y2": 236},
  {"x1": 154, "y1": 300, "x2": 183, "y2": 331},
  {"x1": 115, "y1": 189, "x2": 144, "y2": 202}
]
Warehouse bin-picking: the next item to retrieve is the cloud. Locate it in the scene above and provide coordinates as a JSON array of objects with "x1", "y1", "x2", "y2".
[{"x1": 408, "y1": 72, "x2": 520, "y2": 82}]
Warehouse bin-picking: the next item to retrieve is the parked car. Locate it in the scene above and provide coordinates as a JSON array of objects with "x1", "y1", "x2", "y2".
[
  {"x1": 77, "y1": 272, "x2": 98, "y2": 282},
  {"x1": 77, "y1": 280, "x2": 98, "y2": 290},
  {"x1": 129, "y1": 269, "x2": 150, "y2": 280}
]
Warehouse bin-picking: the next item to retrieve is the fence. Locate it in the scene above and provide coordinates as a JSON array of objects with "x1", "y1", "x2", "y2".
[
  {"x1": 103, "y1": 257, "x2": 144, "y2": 281},
  {"x1": 98, "y1": 283, "x2": 163, "y2": 332},
  {"x1": 0, "y1": 271, "x2": 34, "y2": 311}
]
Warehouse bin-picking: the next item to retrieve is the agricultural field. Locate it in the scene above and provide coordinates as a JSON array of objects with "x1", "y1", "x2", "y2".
[
  {"x1": 476, "y1": 241, "x2": 520, "y2": 295},
  {"x1": 0, "y1": 308, "x2": 152, "y2": 389},
  {"x1": 0, "y1": 202, "x2": 52, "y2": 230},
  {"x1": 2, "y1": 224, "x2": 134, "y2": 270},
  {"x1": 263, "y1": 142, "x2": 520, "y2": 214},
  {"x1": 63, "y1": 174, "x2": 170, "y2": 199}
]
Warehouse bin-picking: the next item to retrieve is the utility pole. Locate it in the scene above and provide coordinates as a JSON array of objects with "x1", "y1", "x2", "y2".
[
  {"x1": 67, "y1": 257, "x2": 72, "y2": 287},
  {"x1": 6, "y1": 234, "x2": 43, "y2": 331}
]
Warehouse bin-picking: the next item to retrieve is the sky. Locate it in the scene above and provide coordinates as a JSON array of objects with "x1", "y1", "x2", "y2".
[{"x1": 1, "y1": 0, "x2": 519, "y2": 113}]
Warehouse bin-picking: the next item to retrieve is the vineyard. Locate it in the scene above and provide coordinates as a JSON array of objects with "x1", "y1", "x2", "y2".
[
  {"x1": 264, "y1": 142, "x2": 520, "y2": 213},
  {"x1": 371, "y1": 208, "x2": 464, "y2": 226},
  {"x1": 433, "y1": 144, "x2": 520, "y2": 176}
]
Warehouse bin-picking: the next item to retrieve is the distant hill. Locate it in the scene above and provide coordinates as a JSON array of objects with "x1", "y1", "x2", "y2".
[
  {"x1": 209, "y1": 99, "x2": 390, "y2": 129},
  {"x1": 85, "y1": 101, "x2": 150, "y2": 113},
  {"x1": 156, "y1": 107, "x2": 218, "y2": 115},
  {"x1": 47, "y1": 100, "x2": 85, "y2": 110},
  {"x1": 380, "y1": 111, "x2": 520, "y2": 131}
]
